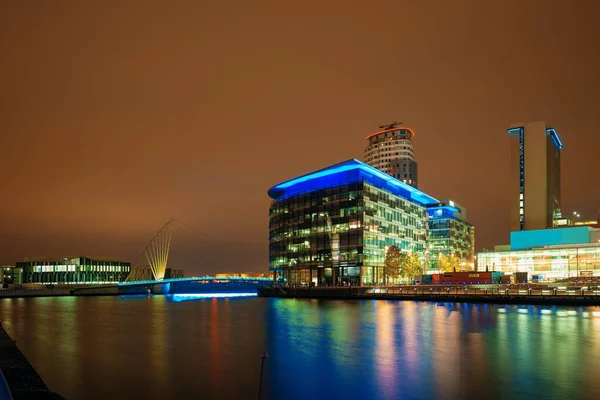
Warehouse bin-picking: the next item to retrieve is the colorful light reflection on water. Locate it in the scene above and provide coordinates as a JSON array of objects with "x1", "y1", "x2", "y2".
[
  {"x1": 1, "y1": 297, "x2": 600, "y2": 399},
  {"x1": 169, "y1": 292, "x2": 258, "y2": 302}
]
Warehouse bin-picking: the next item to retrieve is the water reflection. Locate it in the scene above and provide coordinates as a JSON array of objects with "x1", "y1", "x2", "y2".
[
  {"x1": 264, "y1": 300, "x2": 600, "y2": 400},
  {"x1": 1, "y1": 297, "x2": 600, "y2": 399}
]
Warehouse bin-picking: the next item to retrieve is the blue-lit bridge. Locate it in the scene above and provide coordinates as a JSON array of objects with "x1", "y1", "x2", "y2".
[
  {"x1": 118, "y1": 276, "x2": 272, "y2": 287},
  {"x1": 69, "y1": 276, "x2": 272, "y2": 296},
  {"x1": 118, "y1": 275, "x2": 273, "y2": 296},
  {"x1": 71, "y1": 219, "x2": 272, "y2": 297}
]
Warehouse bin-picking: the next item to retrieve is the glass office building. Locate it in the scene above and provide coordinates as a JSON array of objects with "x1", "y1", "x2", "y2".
[
  {"x1": 268, "y1": 159, "x2": 440, "y2": 286},
  {"x1": 427, "y1": 201, "x2": 475, "y2": 270},
  {"x1": 17, "y1": 257, "x2": 131, "y2": 284}
]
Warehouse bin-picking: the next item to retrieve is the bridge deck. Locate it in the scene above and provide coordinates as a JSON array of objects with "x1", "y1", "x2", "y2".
[{"x1": 118, "y1": 276, "x2": 272, "y2": 287}]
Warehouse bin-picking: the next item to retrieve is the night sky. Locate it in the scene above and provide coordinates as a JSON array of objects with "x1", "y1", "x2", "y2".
[{"x1": 1, "y1": 1, "x2": 599, "y2": 274}]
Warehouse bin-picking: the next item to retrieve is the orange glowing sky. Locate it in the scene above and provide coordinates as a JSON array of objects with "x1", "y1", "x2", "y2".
[{"x1": 1, "y1": 0, "x2": 599, "y2": 274}]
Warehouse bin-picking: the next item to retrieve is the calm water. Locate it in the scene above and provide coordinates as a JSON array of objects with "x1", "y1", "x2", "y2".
[{"x1": 1, "y1": 295, "x2": 600, "y2": 400}]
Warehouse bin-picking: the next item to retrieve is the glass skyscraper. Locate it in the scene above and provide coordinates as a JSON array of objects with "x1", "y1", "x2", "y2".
[{"x1": 268, "y1": 159, "x2": 440, "y2": 286}]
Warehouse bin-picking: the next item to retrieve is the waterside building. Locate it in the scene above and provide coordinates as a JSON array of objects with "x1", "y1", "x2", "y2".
[
  {"x1": 16, "y1": 257, "x2": 131, "y2": 284},
  {"x1": 477, "y1": 227, "x2": 600, "y2": 279},
  {"x1": 426, "y1": 200, "x2": 475, "y2": 270},
  {"x1": 508, "y1": 121, "x2": 562, "y2": 231},
  {"x1": 268, "y1": 159, "x2": 440, "y2": 286}
]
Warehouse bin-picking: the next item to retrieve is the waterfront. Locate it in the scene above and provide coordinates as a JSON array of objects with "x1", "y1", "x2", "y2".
[{"x1": 1, "y1": 296, "x2": 600, "y2": 399}]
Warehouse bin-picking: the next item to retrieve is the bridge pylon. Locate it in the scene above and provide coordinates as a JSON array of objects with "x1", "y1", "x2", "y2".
[{"x1": 127, "y1": 219, "x2": 174, "y2": 282}]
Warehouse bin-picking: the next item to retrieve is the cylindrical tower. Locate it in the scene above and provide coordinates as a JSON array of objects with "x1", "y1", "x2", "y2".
[{"x1": 363, "y1": 126, "x2": 418, "y2": 188}]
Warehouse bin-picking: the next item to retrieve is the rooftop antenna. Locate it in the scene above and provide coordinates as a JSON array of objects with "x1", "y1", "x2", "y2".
[{"x1": 379, "y1": 121, "x2": 403, "y2": 130}]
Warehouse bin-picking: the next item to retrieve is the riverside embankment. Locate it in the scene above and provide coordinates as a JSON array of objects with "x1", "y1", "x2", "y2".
[
  {"x1": 259, "y1": 284, "x2": 600, "y2": 306},
  {"x1": 0, "y1": 322, "x2": 66, "y2": 399}
]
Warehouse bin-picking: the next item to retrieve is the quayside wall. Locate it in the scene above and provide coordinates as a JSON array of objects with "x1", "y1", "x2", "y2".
[
  {"x1": 258, "y1": 285, "x2": 600, "y2": 306},
  {"x1": 0, "y1": 322, "x2": 66, "y2": 399}
]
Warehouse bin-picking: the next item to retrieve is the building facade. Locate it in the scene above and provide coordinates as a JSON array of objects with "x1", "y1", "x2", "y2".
[
  {"x1": 426, "y1": 200, "x2": 475, "y2": 271},
  {"x1": 477, "y1": 227, "x2": 600, "y2": 279},
  {"x1": 268, "y1": 159, "x2": 440, "y2": 286},
  {"x1": 508, "y1": 121, "x2": 562, "y2": 231},
  {"x1": 1, "y1": 266, "x2": 22, "y2": 285},
  {"x1": 17, "y1": 257, "x2": 131, "y2": 284},
  {"x1": 364, "y1": 124, "x2": 419, "y2": 188}
]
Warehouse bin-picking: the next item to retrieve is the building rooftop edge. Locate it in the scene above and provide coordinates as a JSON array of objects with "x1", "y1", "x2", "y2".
[
  {"x1": 478, "y1": 242, "x2": 600, "y2": 253},
  {"x1": 19, "y1": 256, "x2": 130, "y2": 263},
  {"x1": 365, "y1": 126, "x2": 415, "y2": 140},
  {"x1": 267, "y1": 158, "x2": 439, "y2": 205}
]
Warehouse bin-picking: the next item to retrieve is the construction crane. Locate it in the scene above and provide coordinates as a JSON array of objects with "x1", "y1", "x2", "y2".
[{"x1": 378, "y1": 121, "x2": 403, "y2": 130}]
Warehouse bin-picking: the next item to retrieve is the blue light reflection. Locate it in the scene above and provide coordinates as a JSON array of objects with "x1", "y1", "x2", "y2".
[{"x1": 169, "y1": 293, "x2": 258, "y2": 302}]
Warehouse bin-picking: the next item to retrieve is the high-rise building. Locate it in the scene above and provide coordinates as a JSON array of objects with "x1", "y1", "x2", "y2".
[
  {"x1": 508, "y1": 121, "x2": 562, "y2": 231},
  {"x1": 364, "y1": 124, "x2": 418, "y2": 187},
  {"x1": 268, "y1": 159, "x2": 440, "y2": 286},
  {"x1": 426, "y1": 199, "x2": 475, "y2": 271}
]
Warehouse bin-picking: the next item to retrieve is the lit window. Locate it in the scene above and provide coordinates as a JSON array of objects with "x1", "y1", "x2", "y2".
[{"x1": 519, "y1": 193, "x2": 523, "y2": 200}]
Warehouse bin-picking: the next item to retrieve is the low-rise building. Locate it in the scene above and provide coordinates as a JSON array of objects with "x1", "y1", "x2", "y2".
[
  {"x1": 477, "y1": 226, "x2": 600, "y2": 279},
  {"x1": 16, "y1": 257, "x2": 131, "y2": 284},
  {"x1": 1, "y1": 265, "x2": 22, "y2": 285}
]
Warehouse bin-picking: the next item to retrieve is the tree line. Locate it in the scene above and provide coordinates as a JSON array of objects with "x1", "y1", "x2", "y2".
[{"x1": 382, "y1": 246, "x2": 463, "y2": 284}]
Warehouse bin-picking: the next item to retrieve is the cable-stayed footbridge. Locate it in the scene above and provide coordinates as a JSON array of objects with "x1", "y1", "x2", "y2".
[{"x1": 117, "y1": 219, "x2": 270, "y2": 293}]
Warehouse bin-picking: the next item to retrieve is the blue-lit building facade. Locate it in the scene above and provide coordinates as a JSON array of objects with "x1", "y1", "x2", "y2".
[
  {"x1": 426, "y1": 200, "x2": 475, "y2": 270},
  {"x1": 268, "y1": 159, "x2": 441, "y2": 286}
]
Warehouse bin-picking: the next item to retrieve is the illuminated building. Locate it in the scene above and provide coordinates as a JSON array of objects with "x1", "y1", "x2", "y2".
[
  {"x1": 426, "y1": 200, "x2": 475, "y2": 270},
  {"x1": 477, "y1": 226, "x2": 600, "y2": 279},
  {"x1": 16, "y1": 257, "x2": 131, "y2": 284},
  {"x1": 508, "y1": 121, "x2": 562, "y2": 231},
  {"x1": 215, "y1": 272, "x2": 274, "y2": 279},
  {"x1": 268, "y1": 159, "x2": 440, "y2": 286},
  {"x1": 364, "y1": 124, "x2": 419, "y2": 188},
  {"x1": 1, "y1": 265, "x2": 22, "y2": 285}
]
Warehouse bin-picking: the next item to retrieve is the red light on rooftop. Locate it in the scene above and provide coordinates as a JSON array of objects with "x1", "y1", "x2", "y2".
[{"x1": 365, "y1": 127, "x2": 416, "y2": 140}]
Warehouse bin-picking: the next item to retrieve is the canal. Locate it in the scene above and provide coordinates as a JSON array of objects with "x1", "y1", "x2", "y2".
[{"x1": 1, "y1": 295, "x2": 600, "y2": 399}]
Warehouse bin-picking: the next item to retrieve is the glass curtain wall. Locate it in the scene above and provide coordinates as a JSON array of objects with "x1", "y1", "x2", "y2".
[
  {"x1": 362, "y1": 184, "x2": 427, "y2": 284},
  {"x1": 269, "y1": 183, "x2": 364, "y2": 286},
  {"x1": 477, "y1": 246, "x2": 600, "y2": 279},
  {"x1": 18, "y1": 257, "x2": 131, "y2": 284},
  {"x1": 428, "y1": 217, "x2": 474, "y2": 270},
  {"x1": 269, "y1": 183, "x2": 428, "y2": 286}
]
